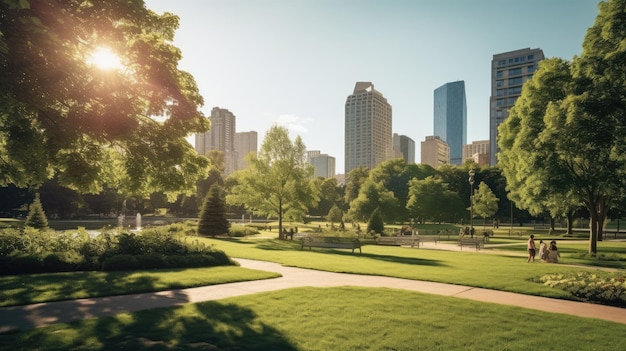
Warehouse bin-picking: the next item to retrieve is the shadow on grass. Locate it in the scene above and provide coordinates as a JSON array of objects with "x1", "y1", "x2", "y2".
[
  {"x1": 0, "y1": 268, "x2": 194, "y2": 308},
  {"x1": 1, "y1": 300, "x2": 297, "y2": 350}
]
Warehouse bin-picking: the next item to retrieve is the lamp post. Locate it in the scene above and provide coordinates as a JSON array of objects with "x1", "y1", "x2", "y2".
[{"x1": 468, "y1": 169, "x2": 475, "y2": 232}]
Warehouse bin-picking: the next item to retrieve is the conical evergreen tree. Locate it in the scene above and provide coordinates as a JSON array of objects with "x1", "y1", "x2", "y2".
[
  {"x1": 25, "y1": 193, "x2": 49, "y2": 229},
  {"x1": 367, "y1": 207, "x2": 384, "y2": 235},
  {"x1": 197, "y1": 184, "x2": 230, "y2": 237}
]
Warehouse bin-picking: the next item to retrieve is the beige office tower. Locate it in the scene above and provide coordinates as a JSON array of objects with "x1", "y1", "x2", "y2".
[
  {"x1": 195, "y1": 107, "x2": 237, "y2": 175},
  {"x1": 463, "y1": 140, "x2": 490, "y2": 166},
  {"x1": 235, "y1": 131, "x2": 258, "y2": 171},
  {"x1": 490, "y1": 48, "x2": 544, "y2": 165},
  {"x1": 345, "y1": 82, "x2": 392, "y2": 175},
  {"x1": 421, "y1": 135, "x2": 450, "y2": 168}
]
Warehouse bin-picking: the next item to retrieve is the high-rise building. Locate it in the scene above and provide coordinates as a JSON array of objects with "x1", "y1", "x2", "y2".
[
  {"x1": 234, "y1": 131, "x2": 257, "y2": 171},
  {"x1": 345, "y1": 82, "x2": 392, "y2": 174},
  {"x1": 463, "y1": 140, "x2": 490, "y2": 166},
  {"x1": 393, "y1": 133, "x2": 415, "y2": 164},
  {"x1": 195, "y1": 107, "x2": 237, "y2": 175},
  {"x1": 421, "y1": 135, "x2": 449, "y2": 168},
  {"x1": 490, "y1": 48, "x2": 544, "y2": 165},
  {"x1": 311, "y1": 154, "x2": 336, "y2": 178},
  {"x1": 433, "y1": 81, "x2": 466, "y2": 166}
]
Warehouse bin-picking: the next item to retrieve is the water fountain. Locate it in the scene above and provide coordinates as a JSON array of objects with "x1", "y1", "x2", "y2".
[{"x1": 136, "y1": 212, "x2": 142, "y2": 230}]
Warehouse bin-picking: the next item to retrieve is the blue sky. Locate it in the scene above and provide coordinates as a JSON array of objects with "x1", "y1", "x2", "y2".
[{"x1": 145, "y1": 0, "x2": 600, "y2": 174}]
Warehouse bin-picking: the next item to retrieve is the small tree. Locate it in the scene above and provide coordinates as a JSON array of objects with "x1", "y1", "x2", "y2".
[
  {"x1": 367, "y1": 207, "x2": 385, "y2": 235},
  {"x1": 473, "y1": 182, "x2": 499, "y2": 227},
  {"x1": 25, "y1": 193, "x2": 49, "y2": 229},
  {"x1": 197, "y1": 184, "x2": 230, "y2": 237}
]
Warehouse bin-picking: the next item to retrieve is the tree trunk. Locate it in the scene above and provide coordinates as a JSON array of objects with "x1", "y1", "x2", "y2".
[
  {"x1": 589, "y1": 208, "x2": 598, "y2": 255},
  {"x1": 566, "y1": 211, "x2": 574, "y2": 234},
  {"x1": 597, "y1": 198, "x2": 608, "y2": 242},
  {"x1": 278, "y1": 199, "x2": 284, "y2": 239}
]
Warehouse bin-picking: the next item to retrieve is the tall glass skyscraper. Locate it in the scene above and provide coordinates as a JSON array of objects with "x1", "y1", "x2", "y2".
[
  {"x1": 344, "y1": 82, "x2": 392, "y2": 175},
  {"x1": 433, "y1": 81, "x2": 466, "y2": 165},
  {"x1": 490, "y1": 48, "x2": 544, "y2": 165}
]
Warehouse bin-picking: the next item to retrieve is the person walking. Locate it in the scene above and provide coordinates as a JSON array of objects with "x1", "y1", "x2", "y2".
[{"x1": 527, "y1": 234, "x2": 536, "y2": 262}]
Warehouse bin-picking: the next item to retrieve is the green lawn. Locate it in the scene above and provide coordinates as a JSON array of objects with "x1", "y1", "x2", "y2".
[
  {"x1": 202, "y1": 237, "x2": 626, "y2": 301},
  {"x1": 1, "y1": 287, "x2": 624, "y2": 350},
  {"x1": 2, "y1": 234, "x2": 626, "y2": 349},
  {"x1": 0, "y1": 266, "x2": 279, "y2": 307}
]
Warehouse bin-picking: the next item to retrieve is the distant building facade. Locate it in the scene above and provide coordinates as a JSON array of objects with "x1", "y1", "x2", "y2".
[
  {"x1": 463, "y1": 140, "x2": 490, "y2": 166},
  {"x1": 421, "y1": 135, "x2": 449, "y2": 168},
  {"x1": 345, "y1": 82, "x2": 392, "y2": 174},
  {"x1": 490, "y1": 48, "x2": 544, "y2": 165},
  {"x1": 234, "y1": 131, "x2": 257, "y2": 171},
  {"x1": 195, "y1": 107, "x2": 257, "y2": 175},
  {"x1": 434, "y1": 81, "x2": 466, "y2": 166},
  {"x1": 311, "y1": 154, "x2": 336, "y2": 178},
  {"x1": 393, "y1": 133, "x2": 415, "y2": 164}
]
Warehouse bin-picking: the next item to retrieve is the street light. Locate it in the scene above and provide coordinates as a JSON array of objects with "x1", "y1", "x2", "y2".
[{"x1": 468, "y1": 169, "x2": 475, "y2": 232}]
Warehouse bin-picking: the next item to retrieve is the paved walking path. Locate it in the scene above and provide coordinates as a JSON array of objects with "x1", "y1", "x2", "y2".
[{"x1": 1, "y1": 257, "x2": 626, "y2": 334}]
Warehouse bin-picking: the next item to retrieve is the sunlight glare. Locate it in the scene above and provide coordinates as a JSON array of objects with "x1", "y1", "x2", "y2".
[{"x1": 89, "y1": 47, "x2": 123, "y2": 70}]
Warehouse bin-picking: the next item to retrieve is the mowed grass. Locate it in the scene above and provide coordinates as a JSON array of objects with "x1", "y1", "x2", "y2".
[
  {"x1": 0, "y1": 266, "x2": 279, "y2": 307},
  {"x1": 1, "y1": 287, "x2": 624, "y2": 350},
  {"x1": 203, "y1": 237, "x2": 626, "y2": 301}
]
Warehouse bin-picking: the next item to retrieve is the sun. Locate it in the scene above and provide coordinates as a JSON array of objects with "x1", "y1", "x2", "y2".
[{"x1": 88, "y1": 47, "x2": 123, "y2": 70}]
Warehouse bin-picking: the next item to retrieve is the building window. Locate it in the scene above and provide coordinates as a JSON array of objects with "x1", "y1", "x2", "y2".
[
  {"x1": 496, "y1": 71, "x2": 503, "y2": 78},
  {"x1": 496, "y1": 80, "x2": 504, "y2": 87},
  {"x1": 527, "y1": 65, "x2": 536, "y2": 73},
  {"x1": 508, "y1": 67, "x2": 522, "y2": 76},
  {"x1": 528, "y1": 54, "x2": 534, "y2": 60}
]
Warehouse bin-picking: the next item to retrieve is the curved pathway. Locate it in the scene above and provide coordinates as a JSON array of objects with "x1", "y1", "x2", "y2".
[{"x1": 1, "y1": 258, "x2": 626, "y2": 334}]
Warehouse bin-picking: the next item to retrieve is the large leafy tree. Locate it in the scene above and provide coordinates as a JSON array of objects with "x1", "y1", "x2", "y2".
[
  {"x1": 472, "y1": 182, "x2": 499, "y2": 227},
  {"x1": 347, "y1": 179, "x2": 398, "y2": 223},
  {"x1": 227, "y1": 125, "x2": 318, "y2": 238},
  {"x1": 498, "y1": 0, "x2": 626, "y2": 254},
  {"x1": 0, "y1": 1, "x2": 209, "y2": 197},
  {"x1": 406, "y1": 176, "x2": 464, "y2": 224}
]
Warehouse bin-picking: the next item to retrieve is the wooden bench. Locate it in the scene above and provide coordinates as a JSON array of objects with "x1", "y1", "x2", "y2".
[
  {"x1": 376, "y1": 236, "x2": 418, "y2": 247},
  {"x1": 458, "y1": 238, "x2": 485, "y2": 251},
  {"x1": 375, "y1": 236, "x2": 439, "y2": 248},
  {"x1": 300, "y1": 235, "x2": 362, "y2": 254},
  {"x1": 416, "y1": 236, "x2": 439, "y2": 248}
]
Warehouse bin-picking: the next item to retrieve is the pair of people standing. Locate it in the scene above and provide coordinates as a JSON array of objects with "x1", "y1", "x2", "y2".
[{"x1": 528, "y1": 235, "x2": 560, "y2": 263}]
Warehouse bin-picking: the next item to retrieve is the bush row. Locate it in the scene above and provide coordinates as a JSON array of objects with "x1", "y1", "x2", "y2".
[
  {"x1": 0, "y1": 225, "x2": 234, "y2": 275},
  {"x1": 534, "y1": 271, "x2": 626, "y2": 306}
]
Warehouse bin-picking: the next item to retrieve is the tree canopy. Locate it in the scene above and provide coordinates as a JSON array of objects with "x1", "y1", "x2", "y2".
[
  {"x1": 226, "y1": 125, "x2": 318, "y2": 237},
  {"x1": 498, "y1": 0, "x2": 626, "y2": 254},
  {"x1": 0, "y1": 0, "x2": 209, "y2": 197},
  {"x1": 472, "y1": 182, "x2": 499, "y2": 225}
]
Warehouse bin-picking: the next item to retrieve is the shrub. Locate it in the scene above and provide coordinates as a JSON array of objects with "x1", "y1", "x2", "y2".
[
  {"x1": 25, "y1": 193, "x2": 49, "y2": 229},
  {"x1": 135, "y1": 253, "x2": 168, "y2": 270},
  {"x1": 229, "y1": 224, "x2": 260, "y2": 237},
  {"x1": 102, "y1": 254, "x2": 139, "y2": 271},
  {"x1": 42, "y1": 251, "x2": 85, "y2": 272},
  {"x1": 534, "y1": 272, "x2": 626, "y2": 305}
]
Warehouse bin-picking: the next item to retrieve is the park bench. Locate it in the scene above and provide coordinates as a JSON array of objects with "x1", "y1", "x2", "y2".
[
  {"x1": 375, "y1": 235, "x2": 438, "y2": 248},
  {"x1": 300, "y1": 235, "x2": 362, "y2": 254},
  {"x1": 458, "y1": 237, "x2": 485, "y2": 251},
  {"x1": 376, "y1": 236, "x2": 418, "y2": 247},
  {"x1": 416, "y1": 235, "x2": 439, "y2": 248}
]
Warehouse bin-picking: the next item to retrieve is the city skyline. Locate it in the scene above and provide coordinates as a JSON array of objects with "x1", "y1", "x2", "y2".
[{"x1": 145, "y1": 0, "x2": 599, "y2": 173}]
